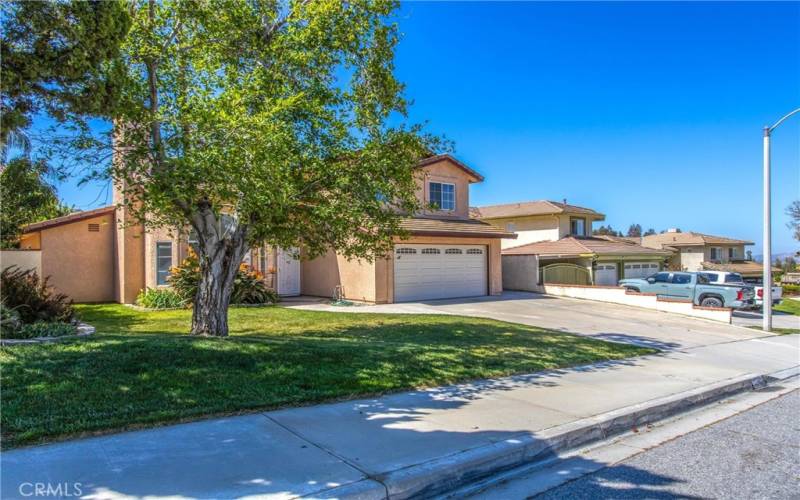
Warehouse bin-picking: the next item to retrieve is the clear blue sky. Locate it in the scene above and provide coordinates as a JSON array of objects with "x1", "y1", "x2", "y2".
[{"x1": 52, "y1": 1, "x2": 800, "y2": 255}]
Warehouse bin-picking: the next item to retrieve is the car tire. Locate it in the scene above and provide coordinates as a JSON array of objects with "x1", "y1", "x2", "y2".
[
  {"x1": 700, "y1": 296, "x2": 724, "y2": 308},
  {"x1": 624, "y1": 287, "x2": 639, "y2": 293}
]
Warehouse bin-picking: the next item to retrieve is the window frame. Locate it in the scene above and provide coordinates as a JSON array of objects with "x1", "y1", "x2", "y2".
[
  {"x1": 569, "y1": 217, "x2": 587, "y2": 236},
  {"x1": 156, "y1": 241, "x2": 173, "y2": 286},
  {"x1": 428, "y1": 181, "x2": 456, "y2": 211}
]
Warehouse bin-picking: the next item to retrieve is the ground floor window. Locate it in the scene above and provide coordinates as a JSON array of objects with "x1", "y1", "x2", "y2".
[{"x1": 156, "y1": 242, "x2": 173, "y2": 285}]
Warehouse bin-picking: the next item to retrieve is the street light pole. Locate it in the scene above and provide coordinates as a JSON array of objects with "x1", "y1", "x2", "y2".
[
  {"x1": 762, "y1": 107, "x2": 800, "y2": 332},
  {"x1": 762, "y1": 126, "x2": 772, "y2": 332}
]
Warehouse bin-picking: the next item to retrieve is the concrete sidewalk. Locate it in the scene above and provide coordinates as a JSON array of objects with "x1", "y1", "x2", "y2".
[{"x1": 2, "y1": 334, "x2": 798, "y2": 500}]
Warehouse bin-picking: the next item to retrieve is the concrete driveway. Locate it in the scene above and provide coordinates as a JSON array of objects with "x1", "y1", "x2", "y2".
[
  {"x1": 732, "y1": 309, "x2": 799, "y2": 330},
  {"x1": 286, "y1": 291, "x2": 775, "y2": 350}
]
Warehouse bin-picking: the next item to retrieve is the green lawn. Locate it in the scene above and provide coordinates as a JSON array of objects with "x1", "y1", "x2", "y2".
[
  {"x1": 775, "y1": 299, "x2": 800, "y2": 316},
  {"x1": 1, "y1": 304, "x2": 653, "y2": 448}
]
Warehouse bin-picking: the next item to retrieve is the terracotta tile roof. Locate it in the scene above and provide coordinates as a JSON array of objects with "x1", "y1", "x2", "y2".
[
  {"x1": 642, "y1": 231, "x2": 754, "y2": 248},
  {"x1": 594, "y1": 234, "x2": 643, "y2": 245},
  {"x1": 415, "y1": 154, "x2": 484, "y2": 182},
  {"x1": 22, "y1": 206, "x2": 116, "y2": 233},
  {"x1": 701, "y1": 261, "x2": 780, "y2": 276},
  {"x1": 503, "y1": 236, "x2": 673, "y2": 257},
  {"x1": 399, "y1": 217, "x2": 516, "y2": 239},
  {"x1": 471, "y1": 200, "x2": 605, "y2": 220}
]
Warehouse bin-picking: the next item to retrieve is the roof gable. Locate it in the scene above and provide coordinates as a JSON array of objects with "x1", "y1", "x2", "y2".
[
  {"x1": 415, "y1": 154, "x2": 484, "y2": 183},
  {"x1": 22, "y1": 206, "x2": 116, "y2": 233}
]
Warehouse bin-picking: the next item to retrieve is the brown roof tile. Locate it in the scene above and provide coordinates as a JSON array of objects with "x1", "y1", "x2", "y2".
[
  {"x1": 701, "y1": 261, "x2": 780, "y2": 276},
  {"x1": 472, "y1": 200, "x2": 605, "y2": 220},
  {"x1": 22, "y1": 206, "x2": 116, "y2": 233},
  {"x1": 503, "y1": 236, "x2": 673, "y2": 257},
  {"x1": 399, "y1": 217, "x2": 516, "y2": 239},
  {"x1": 642, "y1": 231, "x2": 754, "y2": 247}
]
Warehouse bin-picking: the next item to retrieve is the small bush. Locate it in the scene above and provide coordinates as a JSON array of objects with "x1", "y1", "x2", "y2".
[
  {"x1": 232, "y1": 265, "x2": 280, "y2": 304},
  {"x1": 0, "y1": 303, "x2": 23, "y2": 336},
  {"x1": 136, "y1": 288, "x2": 187, "y2": 309},
  {"x1": 1, "y1": 321, "x2": 78, "y2": 340},
  {"x1": 0, "y1": 267, "x2": 74, "y2": 324},
  {"x1": 169, "y1": 251, "x2": 279, "y2": 305},
  {"x1": 782, "y1": 284, "x2": 799, "y2": 296}
]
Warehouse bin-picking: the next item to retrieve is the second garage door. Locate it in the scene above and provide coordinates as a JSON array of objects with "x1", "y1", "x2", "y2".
[
  {"x1": 394, "y1": 244, "x2": 488, "y2": 302},
  {"x1": 624, "y1": 262, "x2": 660, "y2": 279}
]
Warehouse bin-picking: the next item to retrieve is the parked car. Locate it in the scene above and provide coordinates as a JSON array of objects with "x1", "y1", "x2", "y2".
[
  {"x1": 697, "y1": 271, "x2": 782, "y2": 309},
  {"x1": 619, "y1": 271, "x2": 755, "y2": 308}
]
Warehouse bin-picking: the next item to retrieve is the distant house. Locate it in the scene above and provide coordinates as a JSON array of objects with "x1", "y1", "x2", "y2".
[
  {"x1": 640, "y1": 230, "x2": 761, "y2": 278},
  {"x1": 473, "y1": 201, "x2": 672, "y2": 287},
  {"x1": 18, "y1": 154, "x2": 515, "y2": 304}
]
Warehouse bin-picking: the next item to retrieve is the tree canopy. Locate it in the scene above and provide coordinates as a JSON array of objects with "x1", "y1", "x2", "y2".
[
  {"x1": 0, "y1": 0, "x2": 131, "y2": 149},
  {"x1": 63, "y1": 0, "x2": 441, "y2": 335},
  {"x1": 0, "y1": 158, "x2": 72, "y2": 248},
  {"x1": 787, "y1": 201, "x2": 800, "y2": 241}
]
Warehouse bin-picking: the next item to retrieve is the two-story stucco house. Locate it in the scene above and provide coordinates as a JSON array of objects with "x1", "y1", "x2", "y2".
[
  {"x1": 473, "y1": 201, "x2": 672, "y2": 287},
  {"x1": 639, "y1": 230, "x2": 761, "y2": 278},
  {"x1": 17, "y1": 154, "x2": 515, "y2": 303}
]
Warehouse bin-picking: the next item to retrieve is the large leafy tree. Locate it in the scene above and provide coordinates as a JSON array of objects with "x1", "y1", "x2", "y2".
[
  {"x1": 84, "y1": 0, "x2": 439, "y2": 336},
  {"x1": 0, "y1": 0, "x2": 131, "y2": 151},
  {"x1": 0, "y1": 158, "x2": 72, "y2": 248}
]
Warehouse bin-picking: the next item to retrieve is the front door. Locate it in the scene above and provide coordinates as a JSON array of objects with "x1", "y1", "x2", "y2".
[{"x1": 277, "y1": 247, "x2": 301, "y2": 296}]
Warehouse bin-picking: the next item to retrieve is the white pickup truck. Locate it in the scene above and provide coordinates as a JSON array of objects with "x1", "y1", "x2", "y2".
[{"x1": 697, "y1": 271, "x2": 782, "y2": 309}]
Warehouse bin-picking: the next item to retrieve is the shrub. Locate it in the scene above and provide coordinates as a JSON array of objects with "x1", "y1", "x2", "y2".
[
  {"x1": 0, "y1": 267, "x2": 74, "y2": 324},
  {"x1": 0, "y1": 303, "x2": 23, "y2": 336},
  {"x1": 232, "y1": 265, "x2": 280, "y2": 304},
  {"x1": 169, "y1": 251, "x2": 278, "y2": 305},
  {"x1": 136, "y1": 287, "x2": 187, "y2": 309},
  {"x1": 782, "y1": 284, "x2": 799, "y2": 296},
  {"x1": 1, "y1": 321, "x2": 78, "y2": 340}
]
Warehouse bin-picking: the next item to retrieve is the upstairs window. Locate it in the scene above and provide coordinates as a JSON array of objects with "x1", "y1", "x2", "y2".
[
  {"x1": 156, "y1": 242, "x2": 173, "y2": 286},
  {"x1": 429, "y1": 182, "x2": 455, "y2": 211},
  {"x1": 570, "y1": 217, "x2": 586, "y2": 236}
]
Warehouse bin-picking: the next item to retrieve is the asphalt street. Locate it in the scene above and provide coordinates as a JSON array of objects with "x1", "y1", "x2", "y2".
[{"x1": 534, "y1": 389, "x2": 800, "y2": 500}]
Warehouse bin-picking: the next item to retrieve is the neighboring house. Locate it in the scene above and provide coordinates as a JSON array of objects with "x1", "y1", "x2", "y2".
[
  {"x1": 474, "y1": 201, "x2": 672, "y2": 287},
  {"x1": 640, "y1": 230, "x2": 759, "y2": 278},
  {"x1": 471, "y1": 200, "x2": 605, "y2": 249},
  {"x1": 18, "y1": 154, "x2": 515, "y2": 304}
]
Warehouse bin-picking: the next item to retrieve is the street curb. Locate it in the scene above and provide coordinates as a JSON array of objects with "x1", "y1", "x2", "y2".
[{"x1": 350, "y1": 372, "x2": 784, "y2": 499}]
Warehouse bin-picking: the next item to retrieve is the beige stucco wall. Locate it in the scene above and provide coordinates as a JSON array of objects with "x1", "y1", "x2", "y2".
[
  {"x1": 0, "y1": 250, "x2": 42, "y2": 275},
  {"x1": 301, "y1": 249, "x2": 378, "y2": 302},
  {"x1": 502, "y1": 254, "x2": 539, "y2": 291},
  {"x1": 302, "y1": 235, "x2": 504, "y2": 303},
  {"x1": 489, "y1": 215, "x2": 561, "y2": 248},
  {"x1": 414, "y1": 158, "x2": 473, "y2": 219},
  {"x1": 486, "y1": 214, "x2": 598, "y2": 249},
  {"x1": 38, "y1": 213, "x2": 116, "y2": 302}
]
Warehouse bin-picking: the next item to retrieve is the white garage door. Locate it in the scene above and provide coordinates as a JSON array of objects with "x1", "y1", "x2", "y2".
[
  {"x1": 594, "y1": 264, "x2": 618, "y2": 286},
  {"x1": 624, "y1": 262, "x2": 660, "y2": 279},
  {"x1": 394, "y1": 244, "x2": 487, "y2": 302}
]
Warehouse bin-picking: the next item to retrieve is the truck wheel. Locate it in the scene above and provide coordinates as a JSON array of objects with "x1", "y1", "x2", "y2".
[
  {"x1": 624, "y1": 287, "x2": 639, "y2": 293},
  {"x1": 700, "y1": 296, "x2": 723, "y2": 308}
]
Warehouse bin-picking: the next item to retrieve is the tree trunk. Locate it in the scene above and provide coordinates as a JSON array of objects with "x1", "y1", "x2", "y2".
[{"x1": 190, "y1": 205, "x2": 249, "y2": 337}]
